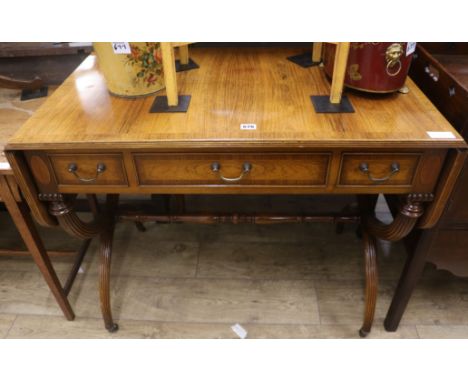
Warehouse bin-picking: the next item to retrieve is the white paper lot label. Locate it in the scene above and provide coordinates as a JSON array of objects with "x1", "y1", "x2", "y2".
[
  {"x1": 406, "y1": 42, "x2": 417, "y2": 56},
  {"x1": 240, "y1": 123, "x2": 256, "y2": 130},
  {"x1": 427, "y1": 131, "x2": 456, "y2": 139},
  {"x1": 112, "y1": 42, "x2": 131, "y2": 54},
  {"x1": 231, "y1": 323, "x2": 248, "y2": 339}
]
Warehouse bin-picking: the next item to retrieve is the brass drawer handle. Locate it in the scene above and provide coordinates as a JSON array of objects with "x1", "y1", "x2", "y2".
[
  {"x1": 359, "y1": 162, "x2": 400, "y2": 183},
  {"x1": 210, "y1": 162, "x2": 252, "y2": 183},
  {"x1": 68, "y1": 162, "x2": 106, "y2": 182}
]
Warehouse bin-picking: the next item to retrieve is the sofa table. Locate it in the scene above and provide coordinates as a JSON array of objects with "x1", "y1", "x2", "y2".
[{"x1": 5, "y1": 47, "x2": 467, "y2": 336}]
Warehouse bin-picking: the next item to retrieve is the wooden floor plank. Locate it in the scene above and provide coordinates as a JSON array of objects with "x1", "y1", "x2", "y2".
[
  {"x1": 0, "y1": 271, "x2": 63, "y2": 316},
  {"x1": 68, "y1": 276, "x2": 319, "y2": 325},
  {"x1": 315, "y1": 280, "x2": 395, "y2": 326},
  {"x1": 416, "y1": 325, "x2": 468, "y2": 339},
  {"x1": 86, "y1": 228, "x2": 199, "y2": 278},
  {"x1": 6, "y1": 316, "x2": 238, "y2": 339},
  {"x1": 6, "y1": 315, "x2": 418, "y2": 339},
  {"x1": 197, "y1": 236, "x2": 406, "y2": 281},
  {"x1": 1, "y1": 193, "x2": 467, "y2": 338},
  {"x1": 0, "y1": 314, "x2": 16, "y2": 338}
]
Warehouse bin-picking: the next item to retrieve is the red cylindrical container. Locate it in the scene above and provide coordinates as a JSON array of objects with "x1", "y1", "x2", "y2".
[{"x1": 323, "y1": 42, "x2": 415, "y2": 93}]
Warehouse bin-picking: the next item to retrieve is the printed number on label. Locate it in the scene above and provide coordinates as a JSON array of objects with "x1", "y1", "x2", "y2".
[
  {"x1": 240, "y1": 123, "x2": 256, "y2": 130},
  {"x1": 112, "y1": 42, "x2": 131, "y2": 54}
]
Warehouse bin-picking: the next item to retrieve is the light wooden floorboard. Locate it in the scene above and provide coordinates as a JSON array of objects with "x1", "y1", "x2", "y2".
[
  {"x1": 197, "y1": 234, "x2": 405, "y2": 281},
  {"x1": 1, "y1": 210, "x2": 468, "y2": 338},
  {"x1": 5, "y1": 315, "x2": 418, "y2": 339},
  {"x1": 416, "y1": 325, "x2": 468, "y2": 339},
  {"x1": 0, "y1": 314, "x2": 16, "y2": 338}
]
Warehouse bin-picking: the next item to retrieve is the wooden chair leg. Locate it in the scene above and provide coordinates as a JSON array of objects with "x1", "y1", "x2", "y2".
[
  {"x1": 63, "y1": 238, "x2": 92, "y2": 296},
  {"x1": 359, "y1": 229, "x2": 378, "y2": 337},
  {"x1": 384, "y1": 229, "x2": 435, "y2": 331},
  {"x1": 0, "y1": 175, "x2": 75, "y2": 320}
]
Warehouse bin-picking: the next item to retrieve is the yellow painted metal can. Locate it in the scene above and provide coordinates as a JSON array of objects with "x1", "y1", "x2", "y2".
[{"x1": 93, "y1": 42, "x2": 165, "y2": 97}]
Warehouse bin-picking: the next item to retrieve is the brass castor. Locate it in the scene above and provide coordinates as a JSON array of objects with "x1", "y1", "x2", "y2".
[
  {"x1": 106, "y1": 323, "x2": 119, "y2": 333},
  {"x1": 359, "y1": 328, "x2": 369, "y2": 338},
  {"x1": 135, "y1": 221, "x2": 146, "y2": 232}
]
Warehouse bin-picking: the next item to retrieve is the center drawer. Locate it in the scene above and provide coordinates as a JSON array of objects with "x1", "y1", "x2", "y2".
[{"x1": 133, "y1": 153, "x2": 330, "y2": 186}]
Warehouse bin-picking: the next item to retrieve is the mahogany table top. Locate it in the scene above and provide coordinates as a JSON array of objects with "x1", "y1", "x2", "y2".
[{"x1": 7, "y1": 47, "x2": 465, "y2": 151}]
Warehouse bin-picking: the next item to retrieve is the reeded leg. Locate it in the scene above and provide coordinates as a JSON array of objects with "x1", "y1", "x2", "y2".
[
  {"x1": 47, "y1": 193, "x2": 120, "y2": 332},
  {"x1": 359, "y1": 230, "x2": 378, "y2": 337},
  {"x1": 364, "y1": 193, "x2": 433, "y2": 242},
  {"x1": 99, "y1": 218, "x2": 118, "y2": 332},
  {"x1": 357, "y1": 193, "x2": 432, "y2": 336},
  {"x1": 100, "y1": 195, "x2": 119, "y2": 332},
  {"x1": 48, "y1": 194, "x2": 102, "y2": 240}
]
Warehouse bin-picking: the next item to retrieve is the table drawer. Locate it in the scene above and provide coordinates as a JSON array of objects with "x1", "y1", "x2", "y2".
[
  {"x1": 134, "y1": 153, "x2": 330, "y2": 186},
  {"x1": 49, "y1": 153, "x2": 128, "y2": 186},
  {"x1": 338, "y1": 153, "x2": 421, "y2": 187}
]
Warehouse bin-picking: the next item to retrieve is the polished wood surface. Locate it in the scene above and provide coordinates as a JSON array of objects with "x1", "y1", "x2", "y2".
[{"x1": 7, "y1": 48, "x2": 464, "y2": 150}]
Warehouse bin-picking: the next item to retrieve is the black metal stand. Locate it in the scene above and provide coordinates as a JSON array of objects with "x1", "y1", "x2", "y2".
[
  {"x1": 310, "y1": 95, "x2": 355, "y2": 113},
  {"x1": 150, "y1": 95, "x2": 191, "y2": 113},
  {"x1": 287, "y1": 52, "x2": 321, "y2": 68},
  {"x1": 175, "y1": 58, "x2": 199, "y2": 72},
  {"x1": 21, "y1": 86, "x2": 48, "y2": 101}
]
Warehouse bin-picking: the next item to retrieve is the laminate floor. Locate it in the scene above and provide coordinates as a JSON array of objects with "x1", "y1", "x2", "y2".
[{"x1": 1, "y1": 204, "x2": 468, "y2": 339}]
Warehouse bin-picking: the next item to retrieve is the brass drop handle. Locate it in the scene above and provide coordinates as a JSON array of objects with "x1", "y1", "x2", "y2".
[
  {"x1": 359, "y1": 162, "x2": 400, "y2": 183},
  {"x1": 211, "y1": 162, "x2": 252, "y2": 183},
  {"x1": 68, "y1": 162, "x2": 106, "y2": 182}
]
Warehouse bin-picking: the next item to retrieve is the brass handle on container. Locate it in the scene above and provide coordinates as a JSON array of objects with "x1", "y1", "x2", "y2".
[
  {"x1": 68, "y1": 162, "x2": 106, "y2": 182},
  {"x1": 359, "y1": 162, "x2": 400, "y2": 183},
  {"x1": 385, "y1": 43, "x2": 403, "y2": 77},
  {"x1": 211, "y1": 162, "x2": 252, "y2": 183}
]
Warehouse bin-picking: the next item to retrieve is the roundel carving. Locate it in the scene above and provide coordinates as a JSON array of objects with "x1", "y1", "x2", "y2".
[{"x1": 29, "y1": 155, "x2": 51, "y2": 185}]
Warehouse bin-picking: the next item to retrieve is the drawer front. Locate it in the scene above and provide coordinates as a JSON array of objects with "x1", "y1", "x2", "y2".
[
  {"x1": 338, "y1": 153, "x2": 421, "y2": 187},
  {"x1": 49, "y1": 153, "x2": 128, "y2": 186},
  {"x1": 134, "y1": 153, "x2": 330, "y2": 186}
]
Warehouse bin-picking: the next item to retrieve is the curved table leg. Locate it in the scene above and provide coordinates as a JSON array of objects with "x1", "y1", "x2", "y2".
[
  {"x1": 49, "y1": 195, "x2": 102, "y2": 240},
  {"x1": 99, "y1": 214, "x2": 118, "y2": 332},
  {"x1": 358, "y1": 193, "x2": 433, "y2": 336},
  {"x1": 99, "y1": 194, "x2": 119, "y2": 332},
  {"x1": 359, "y1": 230, "x2": 378, "y2": 337},
  {"x1": 48, "y1": 193, "x2": 119, "y2": 332},
  {"x1": 364, "y1": 193, "x2": 433, "y2": 241}
]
